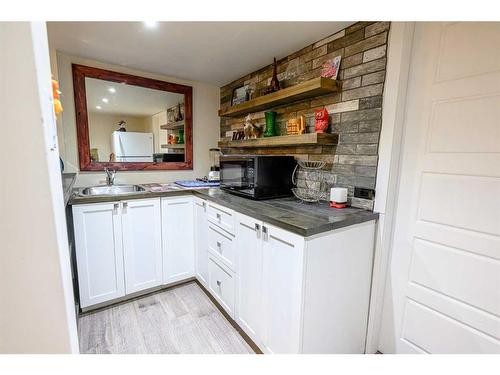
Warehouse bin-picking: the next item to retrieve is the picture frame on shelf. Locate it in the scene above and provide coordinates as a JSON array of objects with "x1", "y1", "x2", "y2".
[
  {"x1": 231, "y1": 84, "x2": 250, "y2": 106},
  {"x1": 321, "y1": 55, "x2": 341, "y2": 80}
]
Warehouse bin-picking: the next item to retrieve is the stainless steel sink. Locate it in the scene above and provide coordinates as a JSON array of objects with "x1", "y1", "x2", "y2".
[{"x1": 80, "y1": 184, "x2": 146, "y2": 196}]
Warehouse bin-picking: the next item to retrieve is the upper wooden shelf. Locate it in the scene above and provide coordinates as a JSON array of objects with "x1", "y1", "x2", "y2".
[
  {"x1": 218, "y1": 133, "x2": 338, "y2": 149},
  {"x1": 218, "y1": 77, "x2": 341, "y2": 118},
  {"x1": 160, "y1": 120, "x2": 184, "y2": 130}
]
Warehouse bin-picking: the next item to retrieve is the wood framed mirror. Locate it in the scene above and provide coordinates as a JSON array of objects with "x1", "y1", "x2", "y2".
[{"x1": 72, "y1": 64, "x2": 193, "y2": 171}]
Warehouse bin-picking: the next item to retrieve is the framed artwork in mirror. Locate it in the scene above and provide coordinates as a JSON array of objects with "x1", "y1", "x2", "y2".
[{"x1": 72, "y1": 64, "x2": 193, "y2": 171}]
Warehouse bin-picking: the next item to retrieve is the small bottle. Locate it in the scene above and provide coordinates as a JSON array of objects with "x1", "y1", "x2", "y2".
[{"x1": 270, "y1": 57, "x2": 280, "y2": 92}]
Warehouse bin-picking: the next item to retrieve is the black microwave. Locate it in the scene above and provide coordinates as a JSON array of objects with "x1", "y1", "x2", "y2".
[{"x1": 220, "y1": 155, "x2": 296, "y2": 200}]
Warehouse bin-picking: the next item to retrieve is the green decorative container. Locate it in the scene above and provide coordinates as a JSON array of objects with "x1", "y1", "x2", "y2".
[
  {"x1": 178, "y1": 129, "x2": 185, "y2": 144},
  {"x1": 263, "y1": 111, "x2": 277, "y2": 137}
]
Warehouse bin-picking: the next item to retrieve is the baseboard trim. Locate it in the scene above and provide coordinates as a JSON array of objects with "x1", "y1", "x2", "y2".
[
  {"x1": 195, "y1": 279, "x2": 263, "y2": 354},
  {"x1": 79, "y1": 277, "x2": 196, "y2": 315}
]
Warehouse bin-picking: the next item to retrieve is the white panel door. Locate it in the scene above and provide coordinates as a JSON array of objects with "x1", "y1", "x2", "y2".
[
  {"x1": 234, "y1": 213, "x2": 264, "y2": 345},
  {"x1": 194, "y1": 197, "x2": 209, "y2": 286},
  {"x1": 261, "y1": 223, "x2": 305, "y2": 354},
  {"x1": 161, "y1": 196, "x2": 195, "y2": 284},
  {"x1": 73, "y1": 202, "x2": 125, "y2": 308},
  {"x1": 121, "y1": 198, "x2": 162, "y2": 294},
  {"x1": 385, "y1": 22, "x2": 500, "y2": 353}
]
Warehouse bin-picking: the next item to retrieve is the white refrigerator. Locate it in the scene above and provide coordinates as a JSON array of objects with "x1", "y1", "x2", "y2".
[{"x1": 111, "y1": 131, "x2": 154, "y2": 162}]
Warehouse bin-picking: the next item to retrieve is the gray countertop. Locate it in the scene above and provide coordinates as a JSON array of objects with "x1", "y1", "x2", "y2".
[{"x1": 69, "y1": 186, "x2": 378, "y2": 237}]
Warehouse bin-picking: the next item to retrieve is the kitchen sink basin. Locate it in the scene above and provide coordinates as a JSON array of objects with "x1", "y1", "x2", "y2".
[{"x1": 80, "y1": 184, "x2": 146, "y2": 196}]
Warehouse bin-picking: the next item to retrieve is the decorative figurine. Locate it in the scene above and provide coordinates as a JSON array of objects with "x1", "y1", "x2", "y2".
[
  {"x1": 314, "y1": 108, "x2": 329, "y2": 133},
  {"x1": 286, "y1": 116, "x2": 306, "y2": 135},
  {"x1": 116, "y1": 120, "x2": 127, "y2": 132},
  {"x1": 243, "y1": 114, "x2": 264, "y2": 139},
  {"x1": 52, "y1": 78, "x2": 63, "y2": 116}
]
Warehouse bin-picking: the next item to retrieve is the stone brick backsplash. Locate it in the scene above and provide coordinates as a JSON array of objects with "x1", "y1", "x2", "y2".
[{"x1": 219, "y1": 22, "x2": 390, "y2": 210}]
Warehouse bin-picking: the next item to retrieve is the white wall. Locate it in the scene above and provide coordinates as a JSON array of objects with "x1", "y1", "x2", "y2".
[
  {"x1": 0, "y1": 22, "x2": 79, "y2": 353},
  {"x1": 55, "y1": 52, "x2": 220, "y2": 187}
]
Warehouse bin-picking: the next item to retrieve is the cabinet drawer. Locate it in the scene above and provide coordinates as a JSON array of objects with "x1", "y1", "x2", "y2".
[
  {"x1": 208, "y1": 256, "x2": 235, "y2": 317},
  {"x1": 207, "y1": 202, "x2": 234, "y2": 234},
  {"x1": 208, "y1": 224, "x2": 235, "y2": 271}
]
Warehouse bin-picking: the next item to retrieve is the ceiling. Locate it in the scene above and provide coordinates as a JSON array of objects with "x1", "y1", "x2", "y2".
[
  {"x1": 47, "y1": 22, "x2": 354, "y2": 86},
  {"x1": 85, "y1": 77, "x2": 183, "y2": 117}
]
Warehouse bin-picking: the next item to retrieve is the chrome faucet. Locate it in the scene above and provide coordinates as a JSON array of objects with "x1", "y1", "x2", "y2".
[{"x1": 104, "y1": 168, "x2": 116, "y2": 186}]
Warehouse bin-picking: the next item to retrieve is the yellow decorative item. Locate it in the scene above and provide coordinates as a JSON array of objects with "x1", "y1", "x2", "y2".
[
  {"x1": 286, "y1": 115, "x2": 306, "y2": 135},
  {"x1": 52, "y1": 78, "x2": 63, "y2": 115}
]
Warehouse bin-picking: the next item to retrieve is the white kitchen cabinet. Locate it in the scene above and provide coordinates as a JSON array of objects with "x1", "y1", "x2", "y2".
[
  {"x1": 234, "y1": 213, "x2": 264, "y2": 346},
  {"x1": 121, "y1": 198, "x2": 162, "y2": 294},
  {"x1": 73, "y1": 202, "x2": 125, "y2": 308},
  {"x1": 208, "y1": 255, "x2": 235, "y2": 317},
  {"x1": 194, "y1": 197, "x2": 209, "y2": 287},
  {"x1": 261, "y1": 224, "x2": 305, "y2": 354},
  {"x1": 161, "y1": 196, "x2": 195, "y2": 284},
  {"x1": 234, "y1": 211, "x2": 376, "y2": 354}
]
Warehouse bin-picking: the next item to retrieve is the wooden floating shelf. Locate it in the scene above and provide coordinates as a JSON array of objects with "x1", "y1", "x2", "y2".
[
  {"x1": 218, "y1": 77, "x2": 341, "y2": 118},
  {"x1": 218, "y1": 133, "x2": 338, "y2": 149},
  {"x1": 161, "y1": 144, "x2": 185, "y2": 149},
  {"x1": 160, "y1": 120, "x2": 184, "y2": 130}
]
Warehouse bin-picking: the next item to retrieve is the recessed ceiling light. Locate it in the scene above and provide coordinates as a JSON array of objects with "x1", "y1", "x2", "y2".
[
  {"x1": 144, "y1": 21, "x2": 159, "y2": 29},
  {"x1": 102, "y1": 98, "x2": 109, "y2": 103},
  {"x1": 108, "y1": 87, "x2": 116, "y2": 93},
  {"x1": 96, "y1": 105, "x2": 102, "y2": 110}
]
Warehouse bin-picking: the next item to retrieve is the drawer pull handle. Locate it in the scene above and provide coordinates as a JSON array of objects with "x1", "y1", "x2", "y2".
[
  {"x1": 216, "y1": 241, "x2": 222, "y2": 250},
  {"x1": 113, "y1": 203, "x2": 119, "y2": 213},
  {"x1": 255, "y1": 223, "x2": 261, "y2": 238},
  {"x1": 216, "y1": 213, "x2": 221, "y2": 221},
  {"x1": 216, "y1": 280, "x2": 222, "y2": 287}
]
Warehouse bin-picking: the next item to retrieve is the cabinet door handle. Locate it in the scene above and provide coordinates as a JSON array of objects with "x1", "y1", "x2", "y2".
[
  {"x1": 113, "y1": 203, "x2": 119, "y2": 214},
  {"x1": 262, "y1": 225, "x2": 268, "y2": 241},
  {"x1": 255, "y1": 223, "x2": 261, "y2": 238},
  {"x1": 122, "y1": 202, "x2": 128, "y2": 212},
  {"x1": 202, "y1": 201, "x2": 206, "y2": 210},
  {"x1": 216, "y1": 280, "x2": 222, "y2": 287}
]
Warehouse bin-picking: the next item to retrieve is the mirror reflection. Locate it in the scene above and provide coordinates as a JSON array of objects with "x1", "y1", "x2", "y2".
[{"x1": 85, "y1": 77, "x2": 185, "y2": 163}]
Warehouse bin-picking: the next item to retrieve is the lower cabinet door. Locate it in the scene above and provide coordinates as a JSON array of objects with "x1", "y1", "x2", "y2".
[
  {"x1": 208, "y1": 256, "x2": 235, "y2": 317},
  {"x1": 235, "y1": 213, "x2": 264, "y2": 345},
  {"x1": 194, "y1": 198, "x2": 209, "y2": 286},
  {"x1": 162, "y1": 196, "x2": 195, "y2": 284},
  {"x1": 261, "y1": 224, "x2": 305, "y2": 354},
  {"x1": 121, "y1": 198, "x2": 163, "y2": 294},
  {"x1": 73, "y1": 202, "x2": 125, "y2": 308}
]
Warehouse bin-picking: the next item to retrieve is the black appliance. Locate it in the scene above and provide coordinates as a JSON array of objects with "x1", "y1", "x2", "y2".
[
  {"x1": 220, "y1": 155, "x2": 296, "y2": 200},
  {"x1": 153, "y1": 153, "x2": 185, "y2": 163}
]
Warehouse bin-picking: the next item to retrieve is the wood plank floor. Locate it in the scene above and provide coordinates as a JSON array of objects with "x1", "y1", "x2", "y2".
[{"x1": 78, "y1": 282, "x2": 254, "y2": 354}]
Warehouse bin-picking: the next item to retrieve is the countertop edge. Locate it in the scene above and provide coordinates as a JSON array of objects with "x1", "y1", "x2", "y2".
[
  {"x1": 62, "y1": 173, "x2": 77, "y2": 206},
  {"x1": 69, "y1": 188, "x2": 378, "y2": 237}
]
